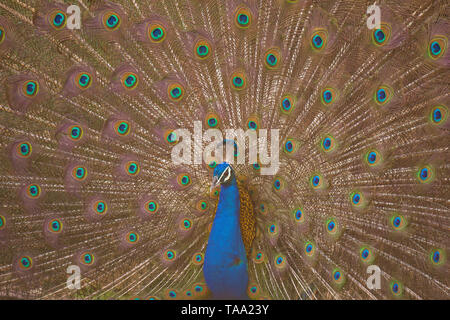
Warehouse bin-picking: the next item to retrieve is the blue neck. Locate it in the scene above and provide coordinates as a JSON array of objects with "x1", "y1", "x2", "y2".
[{"x1": 203, "y1": 177, "x2": 249, "y2": 299}]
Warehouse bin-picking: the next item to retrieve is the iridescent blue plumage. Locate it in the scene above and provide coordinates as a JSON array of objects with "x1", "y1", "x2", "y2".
[{"x1": 203, "y1": 163, "x2": 249, "y2": 299}]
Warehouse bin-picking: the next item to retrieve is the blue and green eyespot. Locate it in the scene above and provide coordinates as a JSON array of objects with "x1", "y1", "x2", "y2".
[
  {"x1": 48, "y1": 218, "x2": 63, "y2": 233},
  {"x1": 311, "y1": 29, "x2": 328, "y2": 51},
  {"x1": 0, "y1": 215, "x2": 6, "y2": 230},
  {"x1": 264, "y1": 48, "x2": 281, "y2": 69},
  {"x1": 310, "y1": 174, "x2": 324, "y2": 190},
  {"x1": 76, "y1": 72, "x2": 92, "y2": 89},
  {"x1": 268, "y1": 223, "x2": 278, "y2": 235},
  {"x1": 192, "y1": 252, "x2": 204, "y2": 265},
  {"x1": 103, "y1": 12, "x2": 121, "y2": 31},
  {"x1": 180, "y1": 218, "x2": 192, "y2": 231},
  {"x1": 145, "y1": 200, "x2": 159, "y2": 214},
  {"x1": 293, "y1": 208, "x2": 304, "y2": 223},
  {"x1": 125, "y1": 161, "x2": 140, "y2": 176},
  {"x1": 246, "y1": 116, "x2": 260, "y2": 131},
  {"x1": 196, "y1": 200, "x2": 208, "y2": 212},
  {"x1": 429, "y1": 105, "x2": 448, "y2": 125},
  {"x1": 280, "y1": 95, "x2": 296, "y2": 114},
  {"x1": 81, "y1": 252, "x2": 94, "y2": 265},
  {"x1": 235, "y1": 7, "x2": 252, "y2": 29},
  {"x1": 0, "y1": 27, "x2": 5, "y2": 44},
  {"x1": 22, "y1": 80, "x2": 39, "y2": 97},
  {"x1": 326, "y1": 218, "x2": 338, "y2": 234},
  {"x1": 168, "y1": 83, "x2": 184, "y2": 101},
  {"x1": 126, "y1": 231, "x2": 139, "y2": 244},
  {"x1": 332, "y1": 268, "x2": 345, "y2": 286},
  {"x1": 19, "y1": 256, "x2": 33, "y2": 270},
  {"x1": 428, "y1": 35, "x2": 447, "y2": 60},
  {"x1": 430, "y1": 249, "x2": 445, "y2": 266},
  {"x1": 16, "y1": 141, "x2": 32, "y2": 158},
  {"x1": 26, "y1": 184, "x2": 41, "y2": 199},
  {"x1": 121, "y1": 72, "x2": 138, "y2": 90},
  {"x1": 304, "y1": 241, "x2": 315, "y2": 257},
  {"x1": 94, "y1": 200, "x2": 108, "y2": 215},
  {"x1": 253, "y1": 251, "x2": 264, "y2": 264},
  {"x1": 206, "y1": 115, "x2": 219, "y2": 128},
  {"x1": 364, "y1": 149, "x2": 382, "y2": 167},
  {"x1": 284, "y1": 138, "x2": 299, "y2": 155},
  {"x1": 321, "y1": 87, "x2": 337, "y2": 106},
  {"x1": 195, "y1": 39, "x2": 211, "y2": 59},
  {"x1": 114, "y1": 120, "x2": 131, "y2": 136},
  {"x1": 374, "y1": 85, "x2": 392, "y2": 106},
  {"x1": 416, "y1": 165, "x2": 434, "y2": 184},
  {"x1": 320, "y1": 135, "x2": 335, "y2": 152},
  {"x1": 148, "y1": 23, "x2": 166, "y2": 43},
  {"x1": 49, "y1": 10, "x2": 67, "y2": 30},
  {"x1": 72, "y1": 166, "x2": 87, "y2": 181},
  {"x1": 390, "y1": 214, "x2": 407, "y2": 231},
  {"x1": 273, "y1": 177, "x2": 284, "y2": 191},
  {"x1": 164, "y1": 249, "x2": 176, "y2": 261},
  {"x1": 371, "y1": 23, "x2": 392, "y2": 47},
  {"x1": 359, "y1": 246, "x2": 374, "y2": 264},
  {"x1": 177, "y1": 174, "x2": 191, "y2": 187},
  {"x1": 231, "y1": 71, "x2": 246, "y2": 90},
  {"x1": 68, "y1": 125, "x2": 83, "y2": 141},
  {"x1": 350, "y1": 191, "x2": 366, "y2": 208},
  {"x1": 390, "y1": 281, "x2": 403, "y2": 297},
  {"x1": 274, "y1": 254, "x2": 286, "y2": 269}
]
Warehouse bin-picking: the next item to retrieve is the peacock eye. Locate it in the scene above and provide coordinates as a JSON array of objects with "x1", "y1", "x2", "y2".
[
  {"x1": 430, "y1": 249, "x2": 444, "y2": 266},
  {"x1": 76, "y1": 72, "x2": 93, "y2": 89},
  {"x1": 430, "y1": 105, "x2": 448, "y2": 125},
  {"x1": 103, "y1": 12, "x2": 121, "y2": 31},
  {"x1": 49, "y1": 10, "x2": 67, "y2": 30},
  {"x1": 304, "y1": 242, "x2": 315, "y2": 257},
  {"x1": 222, "y1": 167, "x2": 231, "y2": 182},
  {"x1": 22, "y1": 80, "x2": 39, "y2": 97},
  {"x1": 19, "y1": 256, "x2": 33, "y2": 270},
  {"x1": 321, "y1": 87, "x2": 337, "y2": 106},
  {"x1": 148, "y1": 23, "x2": 166, "y2": 43},
  {"x1": 125, "y1": 161, "x2": 140, "y2": 176},
  {"x1": 230, "y1": 71, "x2": 247, "y2": 90},
  {"x1": 0, "y1": 215, "x2": 5, "y2": 230},
  {"x1": 374, "y1": 85, "x2": 393, "y2": 106},
  {"x1": 311, "y1": 29, "x2": 328, "y2": 51},
  {"x1": 235, "y1": 7, "x2": 252, "y2": 29},
  {"x1": 72, "y1": 166, "x2": 87, "y2": 181},
  {"x1": 120, "y1": 72, "x2": 138, "y2": 90},
  {"x1": 68, "y1": 125, "x2": 83, "y2": 141},
  {"x1": 114, "y1": 120, "x2": 131, "y2": 136},
  {"x1": 371, "y1": 23, "x2": 392, "y2": 46},
  {"x1": 80, "y1": 252, "x2": 94, "y2": 265},
  {"x1": 428, "y1": 35, "x2": 447, "y2": 60},
  {"x1": 264, "y1": 48, "x2": 281, "y2": 69},
  {"x1": 417, "y1": 165, "x2": 434, "y2": 183},
  {"x1": 126, "y1": 231, "x2": 139, "y2": 244},
  {"x1": 280, "y1": 95, "x2": 295, "y2": 114},
  {"x1": 48, "y1": 219, "x2": 63, "y2": 233},
  {"x1": 168, "y1": 83, "x2": 185, "y2": 101},
  {"x1": 16, "y1": 141, "x2": 32, "y2": 158},
  {"x1": 195, "y1": 39, "x2": 212, "y2": 59},
  {"x1": 0, "y1": 27, "x2": 5, "y2": 44},
  {"x1": 26, "y1": 184, "x2": 41, "y2": 198}
]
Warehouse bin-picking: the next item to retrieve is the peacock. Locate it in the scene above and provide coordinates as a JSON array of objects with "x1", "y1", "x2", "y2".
[{"x1": 0, "y1": 0, "x2": 448, "y2": 300}]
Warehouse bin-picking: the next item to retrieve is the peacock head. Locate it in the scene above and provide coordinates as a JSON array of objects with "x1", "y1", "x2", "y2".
[{"x1": 211, "y1": 162, "x2": 235, "y2": 190}]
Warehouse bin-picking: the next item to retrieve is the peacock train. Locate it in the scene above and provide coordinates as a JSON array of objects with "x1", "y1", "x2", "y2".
[{"x1": 0, "y1": 0, "x2": 448, "y2": 300}]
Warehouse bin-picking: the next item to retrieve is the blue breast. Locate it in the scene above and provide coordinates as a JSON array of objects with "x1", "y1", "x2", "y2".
[{"x1": 203, "y1": 177, "x2": 249, "y2": 299}]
